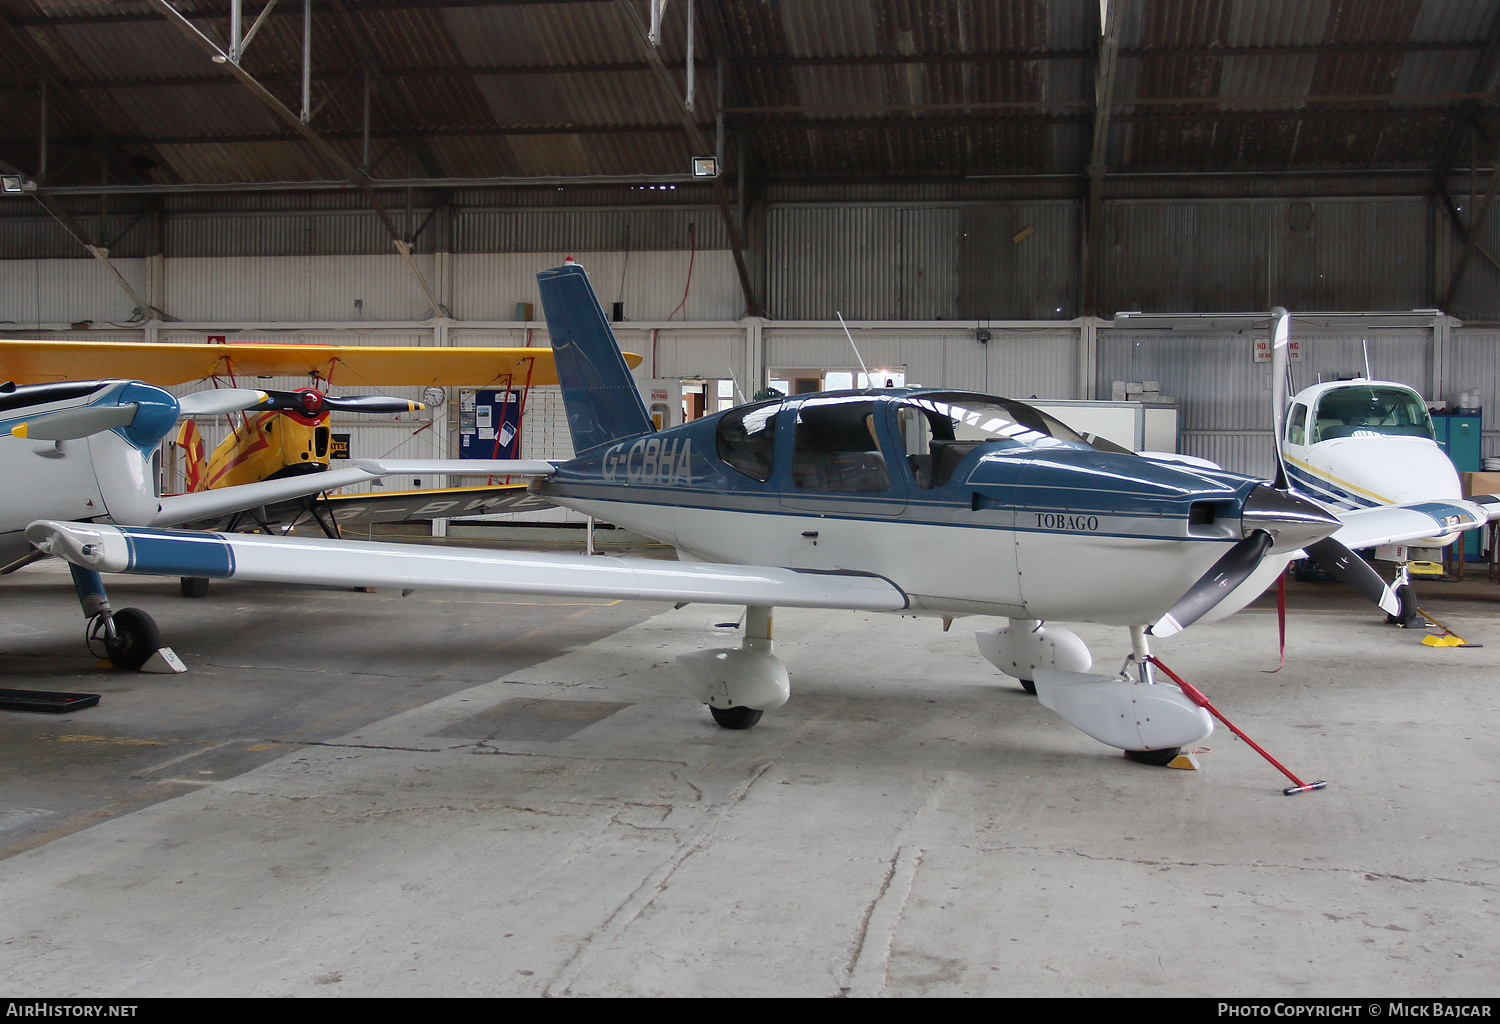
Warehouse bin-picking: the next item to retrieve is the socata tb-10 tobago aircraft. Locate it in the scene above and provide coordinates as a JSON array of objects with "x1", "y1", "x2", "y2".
[{"x1": 27, "y1": 264, "x2": 1495, "y2": 765}]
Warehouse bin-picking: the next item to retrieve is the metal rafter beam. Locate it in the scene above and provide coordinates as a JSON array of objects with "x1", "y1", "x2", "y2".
[
  {"x1": 0, "y1": 13, "x2": 156, "y2": 186},
  {"x1": 0, "y1": 155, "x2": 163, "y2": 318},
  {"x1": 612, "y1": 0, "x2": 761, "y2": 316},
  {"x1": 328, "y1": 0, "x2": 446, "y2": 178},
  {"x1": 1436, "y1": 180, "x2": 1500, "y2": 277},
  {"x1": 24, "y1": 42, "x2": 1496, "y2": 93},
  {"x1": 1441, "y1": 147, "x2": 1500, "y2": 311},
  {"x1": 144, "y1": 0, "x2": 448, "y2": 317}
]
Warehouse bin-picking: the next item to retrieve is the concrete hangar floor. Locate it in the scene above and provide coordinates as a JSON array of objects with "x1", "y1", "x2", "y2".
[{"x1": 1, "y1": 535, "x2": 1497, "y2": 998}]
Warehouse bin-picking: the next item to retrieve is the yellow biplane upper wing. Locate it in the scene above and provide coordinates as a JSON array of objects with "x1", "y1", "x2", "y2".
[{"x1": 0, "y1": 340, "x2": 642, "y2": 387}]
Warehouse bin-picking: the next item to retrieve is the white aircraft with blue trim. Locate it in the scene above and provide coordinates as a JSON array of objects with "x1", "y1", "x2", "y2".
[
  {"x1": 0, "y1": 378, "x2": 544, "y2": 669},
  {"x1": 1268, "y1": 308, "x2": 1500, "y2": 625},
  {"x1": 23, "y1": 267, "x2": 1488, "y2": 765}
]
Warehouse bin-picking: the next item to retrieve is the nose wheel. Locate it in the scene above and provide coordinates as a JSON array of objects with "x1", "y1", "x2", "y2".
[
  {"x1": 709, "y1": 705, "x2": 764, "y2": 730},
  {"x1": 88, "y1": 607, "x2": 161, "y2": 671}
]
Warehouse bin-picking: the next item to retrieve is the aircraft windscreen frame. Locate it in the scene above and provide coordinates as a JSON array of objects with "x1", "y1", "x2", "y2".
[
  {"x1": 1311, "y1": 384, "x2": 1435, "y2": 442},
  {"x1": 906, "y1": 393, "x2": 1095, "y2": 451}
]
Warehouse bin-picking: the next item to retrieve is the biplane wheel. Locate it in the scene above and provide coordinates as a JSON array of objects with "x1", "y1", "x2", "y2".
[
  {"x1": 709, "y1": 705, "x2": 764, "y2": 730},
  {"x1": 1018, "y1": 678, "x2": 1037, "y2": 696},
  {"x1": 1124, "y1": 747, "x2": 1181, "y2": 767},
  {"x1": 105, "y1": 608, "x2": 160, "y2": 672},
  {"x1": 1385, "y1": 584, "x2": 1419, "y2": 627},
  {"x1": 180, "y1": 576, "x2": 210, "y2": 598}
]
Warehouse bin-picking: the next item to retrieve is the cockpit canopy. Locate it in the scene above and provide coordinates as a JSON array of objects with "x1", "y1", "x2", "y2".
[
  {"x1": 713, "y1": 390, "x2": 1100, "y2": 491},
  {"x1": 1286, "y1": 383, "x2": 1434, "y2": 445}
]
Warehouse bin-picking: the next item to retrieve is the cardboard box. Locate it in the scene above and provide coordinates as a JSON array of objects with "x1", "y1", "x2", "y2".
[{"x1": 1461, "y1": 472, "x2": 1500, "y2": 497}]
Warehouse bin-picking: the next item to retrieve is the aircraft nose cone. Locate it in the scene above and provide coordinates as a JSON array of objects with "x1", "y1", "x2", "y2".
[{"x1": 1241, "y1": 484, "x2": 1341, "y2": 552}]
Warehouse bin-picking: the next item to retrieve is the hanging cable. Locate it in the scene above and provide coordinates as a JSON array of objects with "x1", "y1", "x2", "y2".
[{"x1": 669, "y1": 222, "x2": 696, "y2": 320}]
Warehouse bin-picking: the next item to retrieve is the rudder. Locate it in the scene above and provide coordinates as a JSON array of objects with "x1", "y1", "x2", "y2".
[{"x1": 536, "y1": 261, "x2": 654, "y2": 457}]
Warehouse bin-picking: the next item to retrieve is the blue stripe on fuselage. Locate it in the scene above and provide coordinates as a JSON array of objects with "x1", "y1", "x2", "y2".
[{"x1": 1285, "y1": 463, "x2": 1377, "y2": 510}]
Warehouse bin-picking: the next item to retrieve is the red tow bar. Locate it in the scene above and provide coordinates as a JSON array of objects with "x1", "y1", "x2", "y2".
[{"x1": 1144, "y1": 656, "x2": 1328, "y2": 796}]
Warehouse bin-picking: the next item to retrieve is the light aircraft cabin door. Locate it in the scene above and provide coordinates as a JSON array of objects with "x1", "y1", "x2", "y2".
[
  {"x1": 890, "y1": 395, "x2": 1023, "y2": 612},
  {"x1": 777, "y1": 395, "x2": 908, "y2": 569}
]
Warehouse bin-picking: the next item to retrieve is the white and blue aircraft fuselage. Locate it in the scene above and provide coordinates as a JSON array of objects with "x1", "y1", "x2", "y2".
[{"x1": 27, "y1": 266, "x2": 1481, "y2": 766}]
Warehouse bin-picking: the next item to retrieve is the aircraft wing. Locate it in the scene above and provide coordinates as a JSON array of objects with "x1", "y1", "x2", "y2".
[
  {"x1": 0, "y1": 340, "x2": 642, "y2": 387},
  {"x1": 1328, "y1": 497, "x2": 1494, "y2": 551},
  {"x1": 152, "y1": 459, "x2": 554, "y2": 528},
  {"x1": 187, "y1": 483, "x2": 552, "y2": 531},
  {"x1": 26, "y1": 521, "x2": 912, "y2": 612}
]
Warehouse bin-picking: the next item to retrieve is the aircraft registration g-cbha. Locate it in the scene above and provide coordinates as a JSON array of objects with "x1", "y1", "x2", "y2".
[{"x1": 26, "y1": 264, "x2": 1489, "y2": 765}]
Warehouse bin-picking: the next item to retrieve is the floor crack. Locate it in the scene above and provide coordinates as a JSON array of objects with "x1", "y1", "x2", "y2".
[{"x1": 543, "y1": 760, "x2": 776, "y2": 997}]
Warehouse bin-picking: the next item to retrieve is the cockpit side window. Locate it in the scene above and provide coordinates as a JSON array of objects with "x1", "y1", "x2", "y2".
[
  {"x1": 792, "y1": 398, "x2": 891, "y2": 493},
  {"x1": 715, "y1": 401, "x2": 779, "y2": 482},
  {"x1": 1286, "y1": 403, "x2": 1309, "y2": 446}
]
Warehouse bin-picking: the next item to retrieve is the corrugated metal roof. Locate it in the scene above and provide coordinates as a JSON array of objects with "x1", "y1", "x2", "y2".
[{"x1": 3, "y1": 0, "x2": 1500, "y2": 237}]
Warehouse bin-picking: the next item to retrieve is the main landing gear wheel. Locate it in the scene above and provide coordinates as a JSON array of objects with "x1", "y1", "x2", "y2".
[
  {"x1": 709, "y1": 705, "x2": 764, "y2": 730},
  {"x1": 180, "y1": 576, "x2": 210, "y2": 598},
  {"x1": 104, "y1": 608, "x2": 160, "y2": 671},
  {"x1": 1018, "y1": 678, "x2": 1037, "y2": 696},
  {"x1": 1386, "y1": 584, "x2": 1420, "y2": 628},
  {"x1": 1125, "y1": 747, "x2": 1181, "y2": 767}
]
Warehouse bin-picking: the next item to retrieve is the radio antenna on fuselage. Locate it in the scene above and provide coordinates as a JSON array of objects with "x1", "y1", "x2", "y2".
[{"x1": 837, "y1": 312, "x2": 871, "y2": 388}]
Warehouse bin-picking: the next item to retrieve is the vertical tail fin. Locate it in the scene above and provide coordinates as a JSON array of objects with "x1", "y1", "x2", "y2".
[{"x1": 537, "y1": 261, "x2": 654, "y2": 457}]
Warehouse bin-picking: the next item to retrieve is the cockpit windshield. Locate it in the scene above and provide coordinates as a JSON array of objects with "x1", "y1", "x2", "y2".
[
  {"x1": 896, "y1": 393, "x2": 1095, "y2": 488},
  {"x1": 902, "y1": 394, "x2": 1093, "y2": 450},
  {"x1": 1311, "y1": 384, "x2": 1434, "y2": 442}
]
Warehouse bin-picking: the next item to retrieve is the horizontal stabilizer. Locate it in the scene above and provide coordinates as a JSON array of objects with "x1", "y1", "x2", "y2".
[
  {"x1": 27, "y1": 521, "x2": 913, "y2": 612},
  {"x1": 353, "y1": 459, "x2": 555, "y2": 477},
  {"x1": 10, "y1": 403, "x2": 137, "y2": 440},
  {"x1": 152, "y1": 460, "x2": 555, "y2": 527}
]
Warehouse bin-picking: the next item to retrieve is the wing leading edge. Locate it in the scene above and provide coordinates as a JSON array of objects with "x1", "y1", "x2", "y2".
[
  {"x1": 26, "y1": 521, "x2": 911, "y2": 612},
  {"x1": 1329, "y1": 497, "x2": 1493, "y2": 552}
]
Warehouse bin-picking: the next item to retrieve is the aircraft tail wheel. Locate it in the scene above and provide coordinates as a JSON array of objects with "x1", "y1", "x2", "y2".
[
  {"x1": 104, "y1": 608, "x2": 160, "y2": 671},
  {"x1": 1125, "y1": 747, "x2": 1181, "y2": 767},
  {"x1": 709, "y1": 705, "x2": 764, "y2": 730},
  {"x1": 1386, "y1": 584, "x2": 1419, "y2": 627},
  {"x1": 180, "y1": 576, "x2": 210, "y2": 598}
]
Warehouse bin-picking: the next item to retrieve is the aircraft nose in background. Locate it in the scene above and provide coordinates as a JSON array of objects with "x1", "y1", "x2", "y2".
[{"x1": 1240, "y1": 484, "x2": 1341, "y2": 552}]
